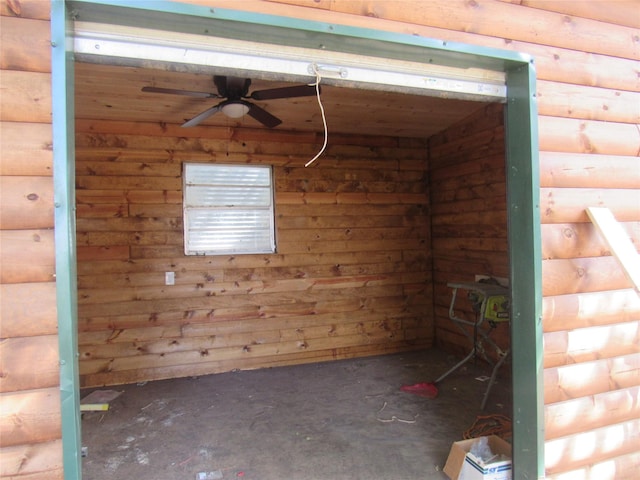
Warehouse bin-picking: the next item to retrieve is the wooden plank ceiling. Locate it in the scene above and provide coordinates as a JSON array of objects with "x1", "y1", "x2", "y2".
[{"x1": 75, "y1": 62, "x2": 493, "y2": 139}]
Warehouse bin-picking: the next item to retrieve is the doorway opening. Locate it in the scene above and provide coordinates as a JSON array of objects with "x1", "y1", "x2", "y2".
[{"x1": 52, "y1": 2, "x2": 542, "y2": 479}]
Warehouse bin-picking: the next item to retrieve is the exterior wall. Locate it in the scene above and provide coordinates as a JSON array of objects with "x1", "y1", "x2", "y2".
[
  {"x1": 428, "y1": 103, "x2": 509, "y2": 359},
  {"x1": 0, "y1": 1, "x2": 638, "y2": 479},
  {"x1": 74, "y1": 119, "x2": 433, "y2": 387},
  {"x1": 0, "y1": 1, "x2": 64, "y2": 478}
]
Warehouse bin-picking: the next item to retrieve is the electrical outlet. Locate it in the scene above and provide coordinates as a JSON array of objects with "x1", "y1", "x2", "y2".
[{"x1": 165, "y1": 272, "x2": 175, "y2": 286}]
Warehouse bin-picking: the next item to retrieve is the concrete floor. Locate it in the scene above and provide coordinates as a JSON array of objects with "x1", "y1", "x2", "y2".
[{"x1": 81, "y1": 349, "x2": 512, "y2": 480}]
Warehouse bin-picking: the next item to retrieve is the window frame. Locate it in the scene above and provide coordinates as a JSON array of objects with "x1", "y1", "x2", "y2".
[{"x1": 182, "y1": 162, "x2": 276, "y2": 256}]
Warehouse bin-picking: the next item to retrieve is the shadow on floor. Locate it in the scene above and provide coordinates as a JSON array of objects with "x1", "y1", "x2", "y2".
[{"x1": 81, "y1": 348, "x2": 512, "y2": 480}]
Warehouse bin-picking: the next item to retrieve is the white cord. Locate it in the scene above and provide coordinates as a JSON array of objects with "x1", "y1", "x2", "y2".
[{"x1": 305, "y1": 64, "x2": 328, "y2": 167}]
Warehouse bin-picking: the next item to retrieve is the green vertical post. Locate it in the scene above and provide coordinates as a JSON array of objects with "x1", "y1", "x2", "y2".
[
  {"x1": 51, "y1": 1, "x2": 82, "y2": 479},
  {"x1": 505, "y1": 60, "x2": 544, "y2": 479}
]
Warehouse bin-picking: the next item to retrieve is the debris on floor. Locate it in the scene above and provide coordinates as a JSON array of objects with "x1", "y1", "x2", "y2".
[
  {"x1": 197, "y1": 471, "x2": 223, "y2": 480},
  {"x1": 463, "y1": 414, "x2": 512, "y2": 440},
  {"x1": 80, "y1": 389, "x2": 123, "y2": 412},
  {"x1": 399, "y1": 381, "x2": 439, "y2": 398},
  {"x1": 375, "y1": 401, "x2": 419, "y2": 424},
  {"x1": 81, "y1": 350, "x2": 512, "y2": 480}
]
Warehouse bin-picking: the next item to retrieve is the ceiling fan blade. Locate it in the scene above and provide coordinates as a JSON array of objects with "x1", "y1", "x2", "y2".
[
  {"x1": 247, "y1": 103, "x2": 282, "y2": 128},
  {"x1": 142, "y1": 86, "x2": 219, "y2": 98},
  {"x1": 249, "y1": 84, "x2": 317, "y2": 101},
  {"x1": 182, "y1": 104, "x2": 223, "y2": 127}
]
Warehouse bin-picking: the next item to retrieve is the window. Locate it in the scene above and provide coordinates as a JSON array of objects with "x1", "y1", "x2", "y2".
[{"x1": 183, "y1": 163, "x2": 276, "y2": 255}]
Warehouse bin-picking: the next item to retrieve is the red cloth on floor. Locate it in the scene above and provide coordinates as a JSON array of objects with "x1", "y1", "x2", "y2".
[{"x1": 400, "y1": 382, "x2": 438, "y2": 398}]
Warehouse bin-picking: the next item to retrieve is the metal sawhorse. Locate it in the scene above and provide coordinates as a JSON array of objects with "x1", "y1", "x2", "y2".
[{"x1": 435, "y1": 281, "x2": 510, "y2": 410}]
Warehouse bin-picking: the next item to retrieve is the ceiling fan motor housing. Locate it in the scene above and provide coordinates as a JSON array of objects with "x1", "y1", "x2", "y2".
[{"x1": 214, "y1": 75, "x2": 251, "y2": 99}]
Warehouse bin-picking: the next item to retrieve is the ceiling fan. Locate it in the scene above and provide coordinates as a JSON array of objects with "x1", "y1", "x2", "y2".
[{"x1": 141, "y1": 75, "x2": 317, "y2": 128}]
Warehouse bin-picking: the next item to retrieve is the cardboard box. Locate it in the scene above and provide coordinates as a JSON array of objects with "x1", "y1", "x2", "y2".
[{"x1": 443, "y1": 435, "x2": 512, "y2": 480}]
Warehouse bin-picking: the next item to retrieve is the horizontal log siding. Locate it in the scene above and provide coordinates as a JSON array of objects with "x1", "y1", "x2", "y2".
[
  {"x1": 75, "y1": 120, "x2": 433, "y2": 387},
  {"x1": 0, "y1": 2, "x2": 63, "y2": 479},
  {"x1": 1, "y1": 0, "x2": 636, "y2": 478},
  {"x1": 427, "y1": 103, "x2": 509, "y2": 362},
  {"x1": 220, "y1": 0, "x2": 637, "y2": 476}
]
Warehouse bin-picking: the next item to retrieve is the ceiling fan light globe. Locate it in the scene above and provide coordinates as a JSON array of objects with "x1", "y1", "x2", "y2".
[{"x1": 222, "y1": 102, "x2": 250, "y2": 118}]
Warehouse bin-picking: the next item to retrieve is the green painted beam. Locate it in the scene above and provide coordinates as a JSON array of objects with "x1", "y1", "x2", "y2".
[
  {"x1": 68, "y1": 0, "x2": 529, "y2": 71},
  {"x1": 52, "y1": 1, "x2": 82, "y2": 479},
  {"x1": 505, "y1": 59, "x2": 545, "y2": 479}
]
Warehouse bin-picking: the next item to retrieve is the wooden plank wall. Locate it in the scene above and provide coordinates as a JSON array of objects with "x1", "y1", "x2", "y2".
[
  {"x1": 185, "y1": 0, "x2": 640, "y2": 477},
  {"x1": 74, "y1": 120, "x2": 434, "y2": 387},
  {"x1": 0, "y1": 0, "x2": 64, "y2": 479},
  {"x1": 428, "y1": 103, "x2": 509, "y2": 360}
]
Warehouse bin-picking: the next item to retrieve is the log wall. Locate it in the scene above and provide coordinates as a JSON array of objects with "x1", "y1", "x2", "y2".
[
  {"x1": 0, "y1": 1, "x2": 64, "y2": 478},
  {"x1": 1, "y1": 0, "x2": 638, "y2": 478},
  {"x1": 428, "y1": 103, "x2": 509, "y2": 360},
  {"x1": 74, "y1": 120, "x2": 434, "y2": 387}
]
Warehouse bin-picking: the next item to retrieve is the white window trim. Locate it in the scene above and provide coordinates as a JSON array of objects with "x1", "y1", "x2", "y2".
[{"x1": 183, "y1": 163, "x2": 276, "y2": 256}]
